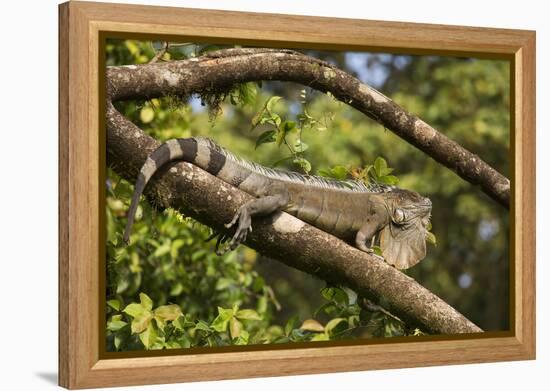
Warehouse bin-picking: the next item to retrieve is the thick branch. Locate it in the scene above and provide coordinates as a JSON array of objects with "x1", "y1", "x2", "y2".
[
  {"x1": 107, "y1": 102, "x2": 482, "y2": 335},
  {"x1": 107, "y1": 48, "x2": 510, "y2": 208}
]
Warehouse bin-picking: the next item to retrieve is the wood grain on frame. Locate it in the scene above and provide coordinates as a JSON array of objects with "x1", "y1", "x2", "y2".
[{"x1": 58, "y1": 1, "x2": 536, "y2": 389}]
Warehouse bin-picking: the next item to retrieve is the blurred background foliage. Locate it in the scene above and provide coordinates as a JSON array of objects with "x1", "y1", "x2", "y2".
[{"x1": 105, "y1": 39, "x2": 510, "y2": 351}]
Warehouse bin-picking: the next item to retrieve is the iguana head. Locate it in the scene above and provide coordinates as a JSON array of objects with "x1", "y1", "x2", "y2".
[{"x1": 380, "y1": 189, "x2": 432, "y2": 269}]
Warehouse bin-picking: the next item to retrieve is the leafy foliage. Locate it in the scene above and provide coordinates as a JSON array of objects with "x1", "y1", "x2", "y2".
[{"x1": 107, "y1": 287, "x2": 416, "y2": 351}]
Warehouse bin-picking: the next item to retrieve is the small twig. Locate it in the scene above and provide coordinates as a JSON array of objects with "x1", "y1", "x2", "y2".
[
  {"x1": 149, "y1": 41, "x2": 169, "y2": 64},
  {"x1": 358, "y1": 297, "x2": 403, "y2": 323},
  {"x1": 265, "y1": 286, "x2": 282, "y2": 311}
]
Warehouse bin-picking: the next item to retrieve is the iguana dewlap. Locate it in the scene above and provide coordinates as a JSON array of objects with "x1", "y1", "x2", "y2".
[{"x1": 123, "y1": 137, "x2": 432, "y2": 269}]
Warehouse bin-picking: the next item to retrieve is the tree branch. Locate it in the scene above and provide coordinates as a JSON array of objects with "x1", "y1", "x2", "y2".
[
  {"x1": 106, "y1": 101, "x2": 482, "y2": 335},
  {"x1": 107, "y1": 48, "x2": 510, "y2": 208}
]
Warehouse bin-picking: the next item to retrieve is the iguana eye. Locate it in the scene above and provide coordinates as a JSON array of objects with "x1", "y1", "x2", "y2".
[{"x1": 393, "y1": 208, "x2": 406, "y2": 223}]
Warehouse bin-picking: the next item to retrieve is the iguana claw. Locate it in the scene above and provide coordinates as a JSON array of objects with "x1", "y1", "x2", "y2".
[
  {"x1": 225, "y1": 206, "x2": 253, "y2": 250},
  {"x1": 205, "y1": 231, "x2": 232, "y2": 255},
  {"x1": 224, "y1": 214, "x2": 239, "y2": 229}
]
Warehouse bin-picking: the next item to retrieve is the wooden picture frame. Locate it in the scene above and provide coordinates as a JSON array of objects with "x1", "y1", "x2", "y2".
[{"x1": 59, "y1": 1, "x2": 536, "y2": 389}]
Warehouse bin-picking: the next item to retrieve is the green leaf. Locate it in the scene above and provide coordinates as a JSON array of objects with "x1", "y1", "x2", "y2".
[
  {"x1": 131, "y1": 311, "x2": 153, "y2": 334},
  {"x1": 114, "y1": 333, "x2": 124, "y2": 350},
  {"x1": 282, "y1": 120, "x2": 296, "y2": 133},
  {"x1": 140, "y1": 106, "x2": 155, "y2": 123},
  {"x1": 170, "y1": 239, "x2": 185, "y2": 259},
  {"x1": 139, "y1": 323, "x2": 158, "y2": 349},
  {"x1": 177, "y1": 335, "x2": 192, "y2": 348},
  {"x1": 426, "y1": 231, "x2": 437, "y2": 246},
  {"x1": 255, "y1": 130, "x2": 276, "y2": 149},
  {"x1": 251, "y1": 108, "x2": 266, "y2": 128},
  {"x1": 259, "y1": 116, "x2": 271, "y2": 125},
  {"x1": 271, "y1": 113, "x2": 282, "y2": 127},
  {"x1": 378, "y1": 175, "x2": 399, "y2": 185},
  {"x1": 289, "y1": 328, "x2": 307, "y2": 342},
  {"x1": 360, "y1": 164, "x2": 374, "y2": 179},
  {"x1": 211, "y1": 307, "x2": 234, "y2": 332},
  {"x1": 124, "y1": 40, "x2": 139, "y2": 56},
  {"x1": 310, "y1": 333, "x2": 330, "y2": 342},
  {"x1": 293, "y1": 158, "x2": 311, "y2": 173},
  {"x1": 252, "y1": 276, "x2": 265, "y2": 292},
  {"x1": 153, "y1": 241, "x2": 171, "y2": 257},
  {"x1": 299, "y1": 319, "x2": 325, "y2": 332},
  {"x1": 154, "y1": 304, "x2": 183, "y2": 322},
  {"x1": 215, "y1": 278, "x2": 233, "y2": 291},
  {"x1": 384, "y1": 319, "x2": 404, "y2": 337},
  {"x1": 321, "y1": 287, "x2": 349, "y2": 305},
  {"x1": 123, "y1": 303, "x2": 145, "y2": 318},
  {"x1": 229, "y1": 317, "x2": 243, "y2": 339},
  {"x1": 276, "y1": 127, "x2": 286, "y2": 146},
  {"x1": 234, "y1": 330, "x2": 249, "y2": 345},
  {"x1": 371, "y1": 245, "x2": 383, "y2": 256},
  {"x1": 331, "y1": 166, "x2": 348, "y2": 180},
  {"x1": 194, "y1": 320, "x2": 212, "y2": 333},
  {"x1": 154, "y1": 317, "x2": 167, "y2": 332},
  {"x1": 123, "y1": 295, "x2": 154, "y2": 333},
  {"x1": 257, "y1": 296, "x2": 268, "y2": 315},
  {"x1": 236, "y1": 309, "x2": 262, "y2": 321},
  {"x1": 107, "y1": 315, "x2": 127, "y2": 332},
  {"x1": 238, "y1": 82, "x2": 257, "y2": 106},
  {"x1": 266, "y1": 96, "x2": 282, "y2": 113},
  {"x1": 293, "y1": 139, "x2": 308, "y2": 153},
  {"x1": 173, "y1": 315, "x2": 195, "y2": 330},
  {"x1": 164, "y1": 340, "x2": 182, "y2": 349},
  {"x1": 310, "y1": 333, "x2": 330, "y2": 341},
  {"x1": 284, "y1": 315, "x2": 300, "y2": 336},
  {"x1": 107, "y1": 299, "x2": 121, "y2": 311},
  {"x1": 139, "y1": 293, "x2": 153, "y2": 311},
  {"x1": 313, "y1": 302, "x2": 336, "y2": 318},
  {"x1": 232, "y1": 303, "x2": 240, "y2": 315},
  {"x1": 324, "y1": 318, "x2": 348, "y2": 336},
  {"x1": 319, "y1": 165, "x2": 348, "y2": 180},
  {"x1": 169, "y1": 282, "x2": 184, "y2": 296},
  {"x1": 211, "y1": 317, "x2": 229, "y2": 333},
  {"x1": 374, "y1": 157, "x2": 388, "y2": 177}
]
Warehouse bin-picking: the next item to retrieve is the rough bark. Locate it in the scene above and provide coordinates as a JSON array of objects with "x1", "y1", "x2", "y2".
[
  {"x1": 106, "y1": 102, "x2": 482, "y2": 335},
  {"x1": 107, "y1": 48, "x2": 510, "y2": 207}
]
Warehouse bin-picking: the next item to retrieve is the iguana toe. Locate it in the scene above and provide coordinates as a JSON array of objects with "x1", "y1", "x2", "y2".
[
  {"x1": 229, "y1": 227, "x2": 248, "y2": 249},
  {"x1": 225, "y1": 213, "x2": 239, "y2": 228}
]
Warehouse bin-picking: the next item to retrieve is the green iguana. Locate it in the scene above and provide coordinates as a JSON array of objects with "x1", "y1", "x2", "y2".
[{"x1": 123, "y1": 137, "x2": 432, "y2": 269}]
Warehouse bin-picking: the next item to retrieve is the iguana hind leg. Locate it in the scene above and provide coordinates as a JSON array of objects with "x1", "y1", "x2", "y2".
[{"x1": 225, "y1": 187, "x2": 289, "y2": 250}]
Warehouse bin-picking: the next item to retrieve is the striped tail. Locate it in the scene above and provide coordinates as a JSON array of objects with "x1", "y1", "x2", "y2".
[{"x1": 123, "y1": 138, "x2": 199, "y2": 244}]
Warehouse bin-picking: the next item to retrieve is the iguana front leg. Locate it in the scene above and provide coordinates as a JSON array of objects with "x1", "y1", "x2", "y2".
[
  {"x1": 355, "y1": 220, "x2": 384, "y2": 255},
  {"x1": 225, "y1": 185, "x2": 290, "y2": 250}
]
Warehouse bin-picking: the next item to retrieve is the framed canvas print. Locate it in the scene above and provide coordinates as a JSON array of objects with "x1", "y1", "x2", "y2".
[{"x1": 58, "y1": 1, "x2": 536, "y2": 389}]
